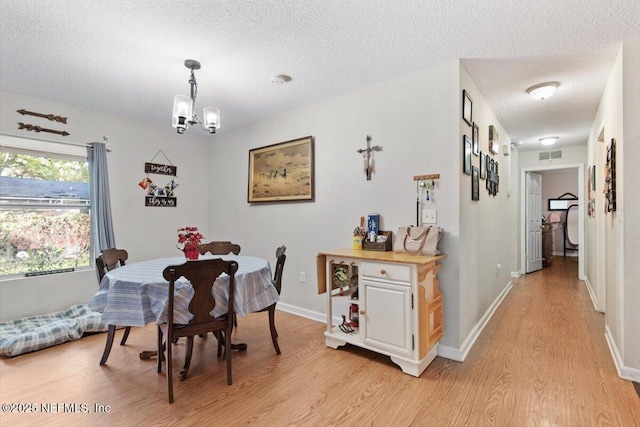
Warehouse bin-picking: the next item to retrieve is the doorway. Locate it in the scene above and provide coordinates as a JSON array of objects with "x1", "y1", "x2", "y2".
[{"x1": 519, "y1": 164, "x2": 585, "y2": 280}]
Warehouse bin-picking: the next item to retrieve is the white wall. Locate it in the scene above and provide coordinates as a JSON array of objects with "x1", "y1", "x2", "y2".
[
  {"x1": 621, "y1": 37, "x2": 640, "y2": 375},
  {"x1": 590, "y1": 46, "x2": 624, "y2": 359},
  {"x1": 457, "y1": 66, "x2": 513, "y2": 356},
  {"x1": 208, "y1": 61, "x2": 465, "y2": 349},
  {"x1": 586, "y1": 37, "x2": 640, "y2": 380},
  {"x1": 518, "y1": 145, "x2": 586, "y2": 169},
  {"x1": 206, "y1": 60, "x2": 514, "y2": 357},
  {"x1": 0, "y1": 91, "x2": 212, "y2": 321}
]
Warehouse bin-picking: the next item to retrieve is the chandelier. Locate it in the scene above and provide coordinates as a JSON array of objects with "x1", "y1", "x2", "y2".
[{"x1": 172, "y1": 59, "x2": 220, "y2": 134}]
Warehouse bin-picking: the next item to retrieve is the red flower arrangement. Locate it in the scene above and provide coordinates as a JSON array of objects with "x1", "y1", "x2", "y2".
[{"x1": 177, "y1": 226, "x2": 204, "y2": 252}]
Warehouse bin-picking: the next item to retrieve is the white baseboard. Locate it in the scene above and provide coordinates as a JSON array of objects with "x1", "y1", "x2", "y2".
[
  {"x1": 438, "y1": 281, "x2": 513, "y2": 362},
  {"x1": 510, "y1": 271, "x2": 521, "y2": 278},
  {"x1": 280, "y1": 282, "x2": 514, "y2": 365},
  {"x1": 604, "y1": 325, "x2": 640, "y2": 382},
  {"x1": 276, "y1": 302, "x2": 325, "y2": 323},
  {"x1": 583, "y1": 276, "x2": 599, "y2": 311},
  {"x1": 552, "y1": 251, "x2": 578, "y2": 257}
]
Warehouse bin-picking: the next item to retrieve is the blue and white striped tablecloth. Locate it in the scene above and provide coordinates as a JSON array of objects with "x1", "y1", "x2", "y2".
[{"x1": 89, "y1": 255, "x2": 278, "y2": 326}]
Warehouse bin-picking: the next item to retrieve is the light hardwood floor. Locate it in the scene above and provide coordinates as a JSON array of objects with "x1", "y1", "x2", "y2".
[{"x1": 1, "y1": 257, "x2": 638, "y2": 426}]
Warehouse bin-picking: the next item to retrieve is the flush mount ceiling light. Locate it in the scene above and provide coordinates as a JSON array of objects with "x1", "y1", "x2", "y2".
[
  {"x1": 527, "y1": 82, "x2": 559, "y2": 100},
  {"x1": 271, "y1": 74, "x2": 292, "y2": 85},
  {"x1": 172, "y1": 59, "x2": 220, "y2": 134},
  {"x1": 539, "y1": 137, "x2": 559, "y2": 146}
]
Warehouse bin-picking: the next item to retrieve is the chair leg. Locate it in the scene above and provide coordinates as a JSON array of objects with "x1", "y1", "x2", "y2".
[
  {"x1": 268, "y1": 306, "x2": 281, "y2": 355},
  {"x1": 119, "y1": 326, "x2": 131, "y2": 345},
  {"x1": 215, "y1": 331, "x2": 223, "y2": 358},
  {"x1": 167, "y1": 333, "x2": 174, "y2": 404},
  {"x1": 226, "y1": 325, "x2": 233, "y2": 385},
  {"x1": 157, "y1": 326, "x2": 164, "y2": 373},
  {"x1": 179, "y1": 336, "x2": 194, "y2": 381},
  {"x1": 99, "y1": 325, "x2": 117, "y2": 365}
]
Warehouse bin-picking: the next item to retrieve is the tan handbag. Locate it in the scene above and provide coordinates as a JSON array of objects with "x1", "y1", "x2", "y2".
[{"x1": 394, "y1": 226, "x2": 442, "y2": 256}]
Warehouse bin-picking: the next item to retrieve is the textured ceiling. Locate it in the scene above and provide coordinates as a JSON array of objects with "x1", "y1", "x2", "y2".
[{"x1": 1, "y1": 1, "x2": 638, "y2": 151}]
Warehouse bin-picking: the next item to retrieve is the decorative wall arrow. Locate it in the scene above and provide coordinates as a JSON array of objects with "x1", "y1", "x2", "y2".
[
  {"x1": 17, "y1": 122, "x2": 70, "y2": 137},
  {"x1": 16, "y1": 109, "x2": 68, "y2": 124}
]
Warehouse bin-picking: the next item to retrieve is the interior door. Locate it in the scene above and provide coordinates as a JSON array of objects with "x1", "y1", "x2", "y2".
[{"x1": 526, "y1": 172, "x2": 543, "y2": 273}]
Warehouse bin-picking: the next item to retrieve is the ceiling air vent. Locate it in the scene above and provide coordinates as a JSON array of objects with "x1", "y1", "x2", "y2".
[{"x1": 538, "y1": 150, "x2": 563, "y2": 161}]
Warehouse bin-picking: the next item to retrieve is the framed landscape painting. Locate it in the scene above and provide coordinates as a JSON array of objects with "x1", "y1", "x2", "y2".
[{"x1": 248, "y1": 136, "x2": 315, "y2": 203}]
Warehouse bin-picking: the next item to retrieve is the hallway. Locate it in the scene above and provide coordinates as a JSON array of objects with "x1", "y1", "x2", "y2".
[{"x1": 468, "y1": 255, "x2": 640, "y2": 425}]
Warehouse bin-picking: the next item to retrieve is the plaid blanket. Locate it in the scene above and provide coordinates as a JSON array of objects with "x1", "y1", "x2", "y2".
[{"x1": 0, "y1": 304, "x2": 108, "y2": 357}]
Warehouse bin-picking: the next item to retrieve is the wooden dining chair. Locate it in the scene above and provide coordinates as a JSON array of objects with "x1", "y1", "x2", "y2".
[
  {"x1": 252, "y1": 245, "x2": 286, "y2": 354},
  {"x1": 96, "y1": 248, "x2": 132, "y2": 365},
  {"x1": 198, "y1": 241, "x2": 241, "y2": 256},
  {"x1": 157, "y1": 258, "x2": 239, "y2": 403}
]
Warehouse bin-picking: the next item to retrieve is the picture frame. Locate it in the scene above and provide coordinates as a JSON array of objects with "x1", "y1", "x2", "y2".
[
  {"x1": 463, "y1": 135, "x2": 472, "y2": 175},
  {"x1": 472, "y1": 122, "x2": 479, "y2": 155},
  {"x1": 489, "y1": 125, "x2": 499, "y2": 154},
  {"x1": 471, "y1": 166, "x2": 479, "y2": 201},
  {"x1": 462, "y1": 90, "x2": 473, "y2": 127},
  {"x1": 248, "y1": 135, "x2": 315, "y2": 203},
  {"x1": 479, "y1": 152, "x2": 486, "y2": 179}
]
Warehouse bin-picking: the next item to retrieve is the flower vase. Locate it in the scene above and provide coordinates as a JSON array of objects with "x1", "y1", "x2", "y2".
[{"x1": 184, "y1": 248, "x2": 199, "y2": 260}]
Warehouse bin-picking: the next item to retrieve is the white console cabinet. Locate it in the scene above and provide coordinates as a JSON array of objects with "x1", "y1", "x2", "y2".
[{"x1": 317, "y1": 249, "x2": 445, "y2": 377}]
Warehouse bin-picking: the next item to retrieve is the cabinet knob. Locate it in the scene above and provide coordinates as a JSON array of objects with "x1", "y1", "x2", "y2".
[
  {"x1": 380, "y1": 269, "x2": 386, "y2": 275},
  {"x1": 359, "y1": 310, "x2": 365, "y2": 315}
]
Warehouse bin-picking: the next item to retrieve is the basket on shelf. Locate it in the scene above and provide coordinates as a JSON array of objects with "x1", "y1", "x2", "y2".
[{"x1": 362, "y1": 231, "x2": 392, "y2": 252}]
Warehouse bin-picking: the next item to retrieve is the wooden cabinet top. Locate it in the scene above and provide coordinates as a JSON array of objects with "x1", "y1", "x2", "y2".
[{"x1": 318, "y1": 248, "x2": 446, "y2": 265}]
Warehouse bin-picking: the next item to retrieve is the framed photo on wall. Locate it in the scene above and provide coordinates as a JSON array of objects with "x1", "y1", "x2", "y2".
[
  {"x1": 463, "y1": 135, "x2": 472, "y2": 175},
  {"x1": 479, "y1": 152, "x2": 486, "y2": 179},
  {"x1": 462, "y1": 90, "x2": 473, "y2": 127},
  {"x1": 471, "y1": 166, "x2": 480, "y2": 201},
  {"x1": 472, "y1": 122, "x2": 479, "y2": 155},
  {"x1": 489, "y1": 125, "x2": 499, "y2": 154},
  {"x1": 248, "y1": 135, "x2": 315, "y2": 203}
]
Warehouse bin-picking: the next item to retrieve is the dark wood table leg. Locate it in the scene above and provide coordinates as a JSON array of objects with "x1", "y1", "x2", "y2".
[{"x1": 99, "y1": 325, "x2": 117, "y2": 365}]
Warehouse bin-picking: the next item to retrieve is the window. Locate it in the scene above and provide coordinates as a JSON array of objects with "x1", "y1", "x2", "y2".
[{"x1": 0, "y1": 135, "x2": 91, "y2": 277}]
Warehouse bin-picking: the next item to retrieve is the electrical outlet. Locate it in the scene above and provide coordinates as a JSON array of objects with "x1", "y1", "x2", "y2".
[
  {"x1": 300, "y1": 272, "x2": 306, "y2": 283},
  {"x1": 422, "y1": 209, "x2": 437, "y2": 224}
]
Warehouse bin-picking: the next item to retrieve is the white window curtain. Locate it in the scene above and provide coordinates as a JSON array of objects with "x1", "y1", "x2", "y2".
[{"x1": 88, "y1": 142, "x2": 116, "y2": 256}]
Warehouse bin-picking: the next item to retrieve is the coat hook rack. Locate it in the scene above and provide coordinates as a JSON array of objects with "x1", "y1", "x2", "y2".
[
  {"x1": 414, "y1": 174, "x2": 440, "y2": 226},
  {"x1": 356, "y1": 135, "x2": 382, "y2": 180}
]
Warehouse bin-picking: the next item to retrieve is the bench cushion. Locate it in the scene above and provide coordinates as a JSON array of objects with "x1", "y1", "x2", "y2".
[{"x1": 0, "y1": 304, "x2": 107, "y2": 357}]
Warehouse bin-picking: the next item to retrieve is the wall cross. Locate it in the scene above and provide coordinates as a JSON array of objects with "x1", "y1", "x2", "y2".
[{"x1": 356, "y1": 135, "x2": 382, "y2": 181}]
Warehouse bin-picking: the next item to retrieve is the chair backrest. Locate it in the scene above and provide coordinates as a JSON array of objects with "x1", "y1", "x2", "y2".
[
  {"x1": 272, "y1": 245, "x2": 287, "y2": 295},
  {"x1": 162, "y1": 258, "x2": 239, "y2": 329},
  {"x1": 96, "y1": 248, "x2": 129, "y2": 281},
  {"x1": 199, "y1": 241, "x2": 241, "y2": 256}
]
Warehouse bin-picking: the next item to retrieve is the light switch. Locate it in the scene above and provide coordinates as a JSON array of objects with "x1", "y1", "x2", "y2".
[{"x1": 422, "y1": 209, "x2": 437, "y2": 224}]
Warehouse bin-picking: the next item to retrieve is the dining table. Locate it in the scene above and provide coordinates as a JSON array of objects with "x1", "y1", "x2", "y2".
[{"x1": 89, "y1": 254, "x2": 279, "y2": 363}]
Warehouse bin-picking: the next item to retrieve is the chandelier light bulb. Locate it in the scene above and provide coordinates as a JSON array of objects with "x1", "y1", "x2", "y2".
[{"x1": 171, "y1": 59, "x2": 220, "y2": 134}]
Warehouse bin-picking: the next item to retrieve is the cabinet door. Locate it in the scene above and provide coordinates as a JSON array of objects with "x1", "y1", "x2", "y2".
[{"x1": 361, "y1": 279, "x2": 412, "y2": 357}]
